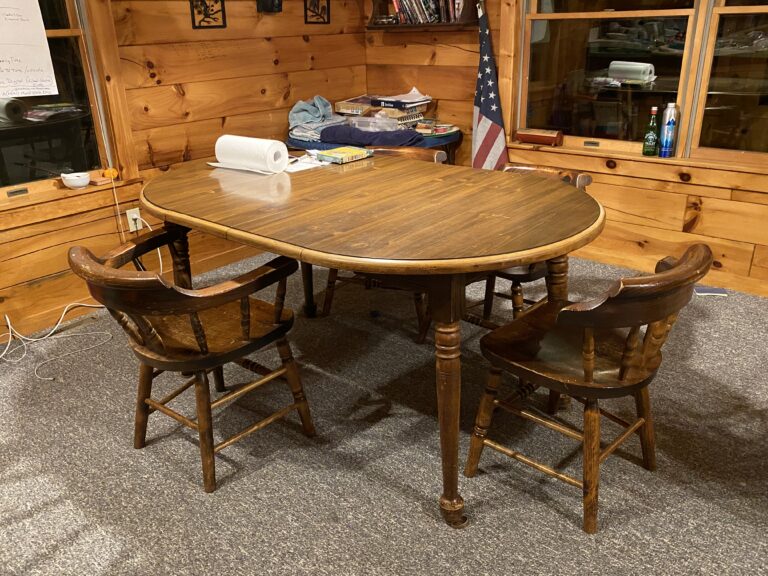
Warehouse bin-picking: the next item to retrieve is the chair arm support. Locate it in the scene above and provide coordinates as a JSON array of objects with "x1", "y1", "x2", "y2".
[
  {"x1": 101, "y1": 227, "x2": 186, "y2": 268},
  {"x1": 177, "y1": 256, "x2": 298, "y2": 305}
]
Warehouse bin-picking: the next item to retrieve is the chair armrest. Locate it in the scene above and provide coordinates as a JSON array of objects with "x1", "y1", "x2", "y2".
[
  {"x1": 101, "y1": 227, "x2": 186, "y2": 269},
  {"x1": 366, "y1": 146, "x2": 447, "y2": 164},
  {"x1": 177, "y1": 256, "x2": 298, "y2": 307}
]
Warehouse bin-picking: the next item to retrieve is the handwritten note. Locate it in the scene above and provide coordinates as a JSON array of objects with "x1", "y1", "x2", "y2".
[{"x1": 0, "y1": 1, "x2": 58, "y2": 97}]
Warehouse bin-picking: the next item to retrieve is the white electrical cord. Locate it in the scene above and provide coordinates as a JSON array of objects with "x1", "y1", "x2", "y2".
[
  {"x1": 2, "y1": 187, "x2": 165, "y2": 380},
  {"x1": 133, "y1": 216, "x2": 163, "y2": 275},
  {"x1": 0, "y1": 305, "x2": 112, "y2": 381}
]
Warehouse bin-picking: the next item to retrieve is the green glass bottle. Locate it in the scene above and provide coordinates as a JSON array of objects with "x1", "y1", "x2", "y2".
[{"x1": 642, "y1": 106, "x2": 659, "y2": 156}]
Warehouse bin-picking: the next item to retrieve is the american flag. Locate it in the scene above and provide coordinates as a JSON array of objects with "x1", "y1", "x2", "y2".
[{"x1": 472, "y1": 2, "x2": 507, "y2": 170}]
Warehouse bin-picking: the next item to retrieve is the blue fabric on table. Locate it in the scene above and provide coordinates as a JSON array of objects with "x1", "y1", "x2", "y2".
[
  {"x1": 320, "y1": 125, "x2": 425, "y2": 147},
  {"x1": 288, "y1": 96, "x2": 334, "y2": 128},
  {"x1": 286, "y1": 129, "x2": 461, "y2": 151},
  {"x1": 288, "y1": 115, "x2": 348, "y2": 142}
]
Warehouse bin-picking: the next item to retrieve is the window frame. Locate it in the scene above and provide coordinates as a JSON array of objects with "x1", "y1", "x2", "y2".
[
  {"x1": 0, "y1": 0, "x2": 110, "y2": 194},
  {"x1": 511, "y1": 1, "x2": 703, "y2": 157},
  {"x1": 688, "y1": 3, "x2": 768, "y2": 164}
]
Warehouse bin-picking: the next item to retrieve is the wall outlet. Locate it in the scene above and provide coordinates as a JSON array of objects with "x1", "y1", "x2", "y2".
[{"x1": 126, "y1": 208, "x2": 142, "y2": 232}]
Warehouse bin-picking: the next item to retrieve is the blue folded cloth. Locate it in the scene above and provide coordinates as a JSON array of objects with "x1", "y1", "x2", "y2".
[
  {"x1": 288, "y1": 95, "x2": 334, "y2": 128},
  {"x1": 320, "y1": 125, "x2": 425, "y2": 147}
]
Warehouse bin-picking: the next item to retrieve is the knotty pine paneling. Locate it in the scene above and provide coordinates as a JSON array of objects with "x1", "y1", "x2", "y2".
[
  {"x1": 121, "y1": 34, "x2": 366, "y2": 89},
  {"x1": 684, "y1": 196, "x2": 768, "y2": 245},
  {"x1": 133, "y1": 109, "x2": 289, "y2": 169},
  {"x1": 587, "y1": 182, "x2": 688, "y2": 232},
  {"x1": 751, "y1": 245, "x2": 768, "y2": 281},
  {"x1": 113, "y1": 0, "x2": 365, "y2": 45},
  {"x1": 127, "y1": 66, "x2": 367, "y2": 131},
  {"x1": 571, "y1": 220, "x2": 757, "y2": 289}
]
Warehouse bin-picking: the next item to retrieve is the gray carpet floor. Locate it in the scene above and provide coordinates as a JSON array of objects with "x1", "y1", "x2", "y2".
[{"x1": 1, "y1": 256, "x2": 766, "y2": 575}]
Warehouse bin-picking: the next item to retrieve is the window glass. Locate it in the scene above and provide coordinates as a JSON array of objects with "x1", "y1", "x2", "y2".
[
  {"x1": 724, "y1": 1, "x2": 768, "y2": 6},
  {"x1": 538, "y1": 0, "x2": 693, "y2": 13},
  {"x1": 39, "y1": 0, "x2": 69, "y2": 29},
  {"x1": 0, "y1": 37, "x2": 100, "y2": 186},
  {"x1": 526, "y1": 16, "x2": 687, "y2": 142},
  {"x1": 700, "y1": 14, "x2": 768, "y2": 152}
]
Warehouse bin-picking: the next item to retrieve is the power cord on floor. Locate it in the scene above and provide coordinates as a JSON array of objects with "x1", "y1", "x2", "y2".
[
  {"x1": 0, "y1": 305, "x2": 112, "y2": 381},
  {"x1": 1, "y1": 175, "x2": 163, "y2": 380}
]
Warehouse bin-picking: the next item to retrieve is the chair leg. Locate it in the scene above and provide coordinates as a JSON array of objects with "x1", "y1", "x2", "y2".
[
  {"x1": 134, "y1": 363, "x2": 154, "y2": 449},
  {"x1": 414, "y1": 292, "x2": 431, "y2": 344},
  {"x1": 322, "y1": 268, "x2": 339, "y2": 317},
  {"x1": 276, "y1": 338, "x2": 316, "y2": 437},
  {"x1": 582, "y1": 398, "x2": 601, "y2": 534},
  {"x1": 194, "y1": 371, "x2": 216, "y2": 493},
  {"x1": 212, "y1": 366, "x2": 226, "y2": 393},
  {"x1": 465, "y1": 368, "x2": 502, "y2": 477},
  {"x1": 634, "y1": 387, "x2": 657, "y2": 471},
  {"x1": 482, "y1": 275, "x2": 496, "y2": 320},
  {"x1": 546, "y1": 390, "x2": 560, "y2": 414},
  {"x1": 511, "y1": 282, "x2": 524, "y2": 319}
]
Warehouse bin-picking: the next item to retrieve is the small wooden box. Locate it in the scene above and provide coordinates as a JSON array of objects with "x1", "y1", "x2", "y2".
[{"x1": 515, "y1": 128, "x2": 563, "y2": 146}]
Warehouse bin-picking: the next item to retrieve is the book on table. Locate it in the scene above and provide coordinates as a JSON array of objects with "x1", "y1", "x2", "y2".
[{"x1": 316, "y1": 146, "x2": 373, "y2": 164}]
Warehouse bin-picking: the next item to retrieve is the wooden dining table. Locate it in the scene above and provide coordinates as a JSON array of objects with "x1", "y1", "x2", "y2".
[{"x1": 141, "y1": 155, "x2": 605, "y2": 527}]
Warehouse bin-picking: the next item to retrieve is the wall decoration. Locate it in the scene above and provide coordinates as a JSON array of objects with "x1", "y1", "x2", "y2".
[
  {"x1": 190, "y1": 0, "x2": 226, "y2": 29},
  {"x1": 257, "y1": 0, "x2": 283, "y2": 12},
  {"x1": 304, "y1": 0, "x2": 330, "y2": 24}
]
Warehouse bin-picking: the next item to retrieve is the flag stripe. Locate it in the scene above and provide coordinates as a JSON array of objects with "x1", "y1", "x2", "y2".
[{"x1": 473, "y1": 117, "x2": 502, "y2": 169}]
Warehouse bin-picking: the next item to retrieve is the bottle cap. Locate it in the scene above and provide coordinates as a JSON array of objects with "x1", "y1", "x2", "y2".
[
  {"x1": 651, "y1": 106, "x2": 658, "y2": 113},
  {"x1": 667, "y1": 102, "x2": 676, "y2": 108}
]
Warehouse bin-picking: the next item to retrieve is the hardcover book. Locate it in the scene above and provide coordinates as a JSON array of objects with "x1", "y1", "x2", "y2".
[{"x1": 316, "y1": 146, "x2": 373, "y2": 164}]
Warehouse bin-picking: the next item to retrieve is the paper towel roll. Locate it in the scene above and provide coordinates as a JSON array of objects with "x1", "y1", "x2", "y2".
[
  {"x1": 211, "y1": 169, "x2": 291, "y2": 204},
  {"x1": 213, "y1": 135, "x2": 289, "y2": 174},
  {"x1": 0, "y1": 98, "x2": 27, "y2": 122},
  {"x1": 608, "y1": 61, "x2": 655, "y2": 82}
]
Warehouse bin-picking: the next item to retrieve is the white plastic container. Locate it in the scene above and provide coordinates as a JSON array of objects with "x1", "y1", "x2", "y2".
[
  {"x1": 347, "y1": 115, "x2": 398, "y2": 132},
  {"x1": 659, "y1": 102, "x2": 678, "y2": 158}
]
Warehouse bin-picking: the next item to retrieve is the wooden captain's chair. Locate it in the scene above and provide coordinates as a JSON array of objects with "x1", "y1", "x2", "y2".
[
  {"x1": 68, "y1": 228, "x2": 315, "y2": 492},
  {"x1": 479, "y1": 164, "x2": 593, "y2": 322},
  {"x1": 464, "y1": 244, "x2": 713, "y2": 533}
]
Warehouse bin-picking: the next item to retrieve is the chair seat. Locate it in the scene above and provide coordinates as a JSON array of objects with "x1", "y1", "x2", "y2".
[
  {"x1": 480, "y1": 302, "x2": 658, "y2": 399},
  {"x1": 495, "y1": 262, "x2": 548, "y2": 283},
  {"x1": 132, "y1": 298, "x2": 293, "y2": 371}
]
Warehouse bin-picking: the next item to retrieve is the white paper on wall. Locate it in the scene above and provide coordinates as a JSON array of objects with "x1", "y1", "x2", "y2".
[{"x1": 0, "y1": 0, "x2": 58, "y2": 98}]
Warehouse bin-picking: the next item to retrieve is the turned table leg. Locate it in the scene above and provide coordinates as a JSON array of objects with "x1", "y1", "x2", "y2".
[
  {"x1": 428, "y1": 274, "x2": 467, "y2": 528},
  {"x1": 167, "y1": 224, "x2": 193, "y2": 289}
]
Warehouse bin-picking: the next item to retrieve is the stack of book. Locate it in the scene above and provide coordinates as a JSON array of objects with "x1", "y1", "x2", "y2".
[
  {"x1": 390, "y1": 0, "x2": 464, "y2": 24},
  {"x1": 334, "y1": 89, "x2": 433, "y2": 129}
]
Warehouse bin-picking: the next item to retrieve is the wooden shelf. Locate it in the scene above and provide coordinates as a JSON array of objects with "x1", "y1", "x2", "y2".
[
  {"x1": 366, "y1": 21, "x2": 478, "y2": 32},
  {"x1": 368, "y1": 0, "x2": 478, "y2": 32}
]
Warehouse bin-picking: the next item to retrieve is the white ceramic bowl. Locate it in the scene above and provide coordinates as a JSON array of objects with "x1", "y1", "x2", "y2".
[{"x1": 61, "y1": 172, "x2": 91, "y2": 189}]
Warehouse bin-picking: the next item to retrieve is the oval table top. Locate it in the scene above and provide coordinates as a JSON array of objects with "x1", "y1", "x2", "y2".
[{"x1": 141, "y1": 156, "x2": 605, "y2": 275}]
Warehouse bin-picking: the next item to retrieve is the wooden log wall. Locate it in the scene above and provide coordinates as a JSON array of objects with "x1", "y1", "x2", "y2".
[{"x1": 116, "y1": 0, "x2": 368, "y2": 170}]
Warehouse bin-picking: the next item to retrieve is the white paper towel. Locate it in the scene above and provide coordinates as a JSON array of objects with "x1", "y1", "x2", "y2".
[
  {"x1": 211, "y1": 135, "x2": 289, "y2": 174},
  {"x1": 0, "y1": 98, "x2": 27, "y2": 122},
  {"x1": 608, "y1": 61, "x2": 655, "y2": 82}
]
